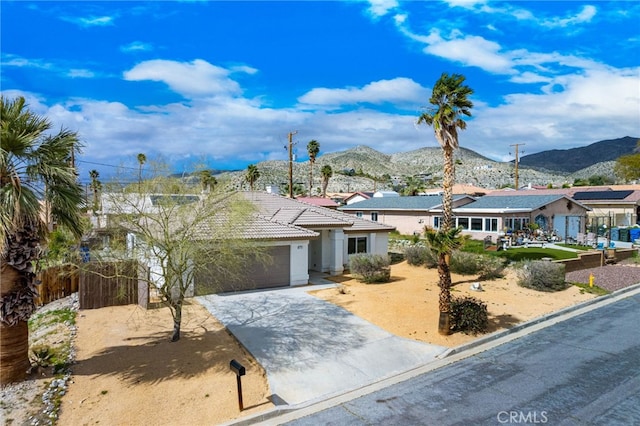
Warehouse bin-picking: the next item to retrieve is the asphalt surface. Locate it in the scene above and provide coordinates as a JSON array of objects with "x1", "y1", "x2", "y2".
[
  {"x1": 268, "y1": 288, "x2": 640, "y2": 425},
  {"x1": 196, "y1": 282, "x2": 447, "y2": 406}
]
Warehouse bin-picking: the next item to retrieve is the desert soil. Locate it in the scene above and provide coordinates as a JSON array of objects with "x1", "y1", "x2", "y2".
[
  {"x1": 310, "y1": 261, "x2": 596, "y2": 348},
  {"x1": 4, "y1": 261, "x2": 613, "y2": 425}
]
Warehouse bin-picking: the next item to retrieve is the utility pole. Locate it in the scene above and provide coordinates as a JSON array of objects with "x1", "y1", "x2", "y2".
[
  {"x1": 510, "y1": 143, "x2": 525, "y2": 190},
  {"x1": 286, "y1": 131, "x2": 297, "y2": 198}
]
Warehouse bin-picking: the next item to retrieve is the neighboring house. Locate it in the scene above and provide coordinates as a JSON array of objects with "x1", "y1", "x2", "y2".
[
  {"x1": 448, "y1": 194, "x2": 591, "y2": 241},
  {"x1": 343, "y1": 191, "x2": 374, "y2": 205},
  {"x1": 339, "y1": 193, "x2": 591, "y2": 241},
  {"x1": 295, "y1": 197, "x2": 340, "y2": 209},
  {"x1": 421, "y1": 184, "x2": 489, "y2": 197},
  {"x1": 339, "y1": 195, "x2": 476, "y2": 235},
  {"x1": 97, "y1": 191, "x2": 395, "y2": 294},
  {"x1": 488, "y1": 185, "x2": 640, "y2": 228},
  {"x1": 373, "y1": 190, "x2": 400, "y2": 198}
]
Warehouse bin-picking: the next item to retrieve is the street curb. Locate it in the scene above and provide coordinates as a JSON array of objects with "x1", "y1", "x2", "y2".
[{"x1": 224, "y1": 283, "x2": 640, "y2": 426}]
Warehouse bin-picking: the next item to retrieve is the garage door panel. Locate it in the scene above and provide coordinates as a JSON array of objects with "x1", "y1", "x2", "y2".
[{"x1": 195, "y1": 245, "x2": 290, "y2": 294}]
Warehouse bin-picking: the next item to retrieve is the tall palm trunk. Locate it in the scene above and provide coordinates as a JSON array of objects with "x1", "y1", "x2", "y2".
[
  {"x1": 441, "y1": 145, "x2": 454, "y2": 232},
  {"x1": 0, "y1": 266, "x2": 31, "y2": 384},
  {"x1": 438, "y1": 145, "x2": 455, "y2": 335},
  {"x1": 437, "y1": 252, "x2": 453, "y2": 335},
  {"x1": 308, "y1": 160, "x2": 314, "y2": 196},
  {"x1": 0, "y1": 223, "x2": 40, "y2": 384}
]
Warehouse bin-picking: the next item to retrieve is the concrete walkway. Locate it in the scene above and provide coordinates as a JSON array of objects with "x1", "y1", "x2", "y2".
[{"x1": 196, "y1": 278, "x2": 446, "y2": 406}]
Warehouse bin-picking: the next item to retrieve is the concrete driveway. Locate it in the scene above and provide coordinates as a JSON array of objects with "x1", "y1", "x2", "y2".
[{"x1": 196, "y1": 282, "x2": 447, "y2": 406}]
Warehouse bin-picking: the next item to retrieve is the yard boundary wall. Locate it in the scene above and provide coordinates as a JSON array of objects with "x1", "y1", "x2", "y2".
[
  {"x1": 35, "y1": 264, "x2": 79, "y2": 306},
  {"x1": 79, "y1": 260, "x2": 140, "y2": 309},
  {"x1": 557, "y1": 248, "x2": 638, "y2": 273}
]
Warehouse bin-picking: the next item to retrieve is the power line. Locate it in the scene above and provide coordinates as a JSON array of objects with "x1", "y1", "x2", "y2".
[{"x1": 76, "y1": 159, "x2": 139, "y2": 171}]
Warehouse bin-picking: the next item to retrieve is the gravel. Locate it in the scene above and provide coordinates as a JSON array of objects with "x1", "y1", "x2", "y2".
[
  {"x1": 0, "y1": 293, "x2": 78, "y2": 426},
  {"x1": 565, "y1": 261, "x2": 640, "y2": 292}
]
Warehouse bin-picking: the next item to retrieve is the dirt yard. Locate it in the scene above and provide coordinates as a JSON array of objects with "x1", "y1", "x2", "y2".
[
  {"x1": 310, "y1": 261, "x2": 597, "y2": 348},
  {"x1": 10, "y1": 261, "x2": 599, "y2": 425},
  {"x1": 57, "y1": 302, "x2": 274, "y2": 426}
]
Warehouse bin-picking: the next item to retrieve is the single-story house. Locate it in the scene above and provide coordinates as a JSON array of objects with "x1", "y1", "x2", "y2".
[
  {"x1": 242, "y1": 192, "x2": 395, "y2": 279},
  {"x1": 338, "y1": 194, "x2": 476, "y2": 235},
  {"x1": 339, "y1": 193, "x2": 591, "y2": 242},
  {"x1": 489, "y1": 185, "x2": 640, "y2": 228},
  {"x1": 97, "y1": 191, "x2": 395, "y2": 293},
  {"x1": 447, "y1": 194, "x2": 591, "y2": 241},
  {"x1": 343, "y1": 192, "x2": 374, "y2": 205}
]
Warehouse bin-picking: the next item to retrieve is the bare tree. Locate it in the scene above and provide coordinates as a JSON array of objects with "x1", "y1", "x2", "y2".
[{"x1": 95, "y1": 166, "x2": 268, "y2": 342}]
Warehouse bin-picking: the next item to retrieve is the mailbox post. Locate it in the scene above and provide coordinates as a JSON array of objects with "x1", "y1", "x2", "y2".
[{"x1": 230, "y1": 359, "x2": 246, "y2": 411}]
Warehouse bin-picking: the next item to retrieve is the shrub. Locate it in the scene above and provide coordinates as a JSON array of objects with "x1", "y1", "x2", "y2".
[
  {"x1": 423, "y1": 249, "x2": 438, "y2": 268},
  {"x1": 478, "y1": 256, "x2": 506, "y2": 280},
  {"x1": 349, "y1": 253, "x2": 391, "y2": 284},
  {"x1": 450, "y1": 296, "x2": 489, "y2": 335},
  {"x1": 404, "y1": 245, "x2": 429, "y2": 266},
  {"x1": 450, "y1": 251, "x2": 483, "y2": 275},
  {"x1": 516, "y1": 260, "x2": 568, "y2": 292}
]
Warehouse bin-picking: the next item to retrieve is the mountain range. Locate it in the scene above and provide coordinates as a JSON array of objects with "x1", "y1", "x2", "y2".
[
  {"x1": 217, "y1": 136, "x2": 638, "y2": 193},
  {"x1": 517, "y1": 136, "x2": 638, "y2": 173}
]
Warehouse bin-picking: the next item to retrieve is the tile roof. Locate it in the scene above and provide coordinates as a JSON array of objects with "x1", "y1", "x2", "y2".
[
  {"x1": 294, "y1": 197, "x2": 340, "y2": 208},
  {"x1": 194, "y1": 214, "x2": 319, "y2": 241},
  {"x1": 242, "y1": 191, "x2": 394, "y2": 232}
]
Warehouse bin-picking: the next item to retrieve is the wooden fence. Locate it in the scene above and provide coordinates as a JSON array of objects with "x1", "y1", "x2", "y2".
[
  {"x1": 35, "y1": 265, "x2": 79, "y2": 306},
  {"x1": 78, "y1": 261, "x2": 140, "y2": 309}
]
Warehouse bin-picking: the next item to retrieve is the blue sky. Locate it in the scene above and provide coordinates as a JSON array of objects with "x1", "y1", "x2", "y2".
[{"x1": 2, "y1": 1, "x2": 639, "y2": 182}]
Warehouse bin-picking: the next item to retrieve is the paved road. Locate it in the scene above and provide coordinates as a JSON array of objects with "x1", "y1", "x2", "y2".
[
  {"x1": 197, "y1": 284, "x2": 446, "y2": 406},
  {"x1": 273, "y1": 291, "x2": 640, "y2": 425}
]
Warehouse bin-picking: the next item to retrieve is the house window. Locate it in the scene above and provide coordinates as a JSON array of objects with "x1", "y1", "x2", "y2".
[
  {"x1": 371, "y1": 212, "x2": 378, "y2": 221},
  {"x1": 471, "y1": 218, "x2": 483, "y2": 231},
  {"x1": 504, "y1": 217, "x2": 530, "y2": 231},
  {"x1": 356, "y1": 211, "x2": 363, "y2": 218},
  {"x1": 434, "y1": 216, "x2": 442, "y2": 229},
  {"x1": 348, "y1": 237, "x2": 367, "y2": 254},
  {"x1": 485, "y1": 218, "x2": 498, "y2": 232},
  {"x1": 457, "y1": 217, "x2": 469, "y2": 230}
]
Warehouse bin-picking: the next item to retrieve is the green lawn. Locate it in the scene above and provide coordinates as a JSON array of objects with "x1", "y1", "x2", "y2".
[
  {"x1": 461, "y1": 238, "x2": 578, "y2": 261},
  {"x1": 392, "y1": 235, "x2": 581, "y2": 262}
]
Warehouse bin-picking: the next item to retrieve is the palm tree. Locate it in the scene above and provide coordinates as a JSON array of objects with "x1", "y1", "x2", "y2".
[
  {"x1": 307, "y1": 140, "x2": 320, "y2": 196},
  {"x1": 417, "y1": 72, "x2": 473, "y2": 335},
  {"x1": 1, "y1": 96, "x2": 84, "y2": 384},
  {"x1": 137, "y1": 153, "x2": 146, "y2": 193},
  {"x1": 320, "y1": 165, "x2": 333, "y2": 197},
  {"x1": 245, "y1": 164, "x2": 260, "y2": 191},
  {"x1": 402, "y1": 176, "x2": 427, "y2": 196},
  {"x1": 199, "y1": 170, "x2": 217, "y2": 193},
  {"x1": 89, "y1": 169, "x2": 101, "y2": 213},
  {"x1": 424, "y1": 226, "x2": 463, "y2": 332}
]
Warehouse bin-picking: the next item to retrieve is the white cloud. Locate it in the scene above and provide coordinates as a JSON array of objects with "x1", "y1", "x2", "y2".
[
  {"x1": 298, "y1": 78, "x2": 430, "y2": 108},
  {"x1": 422, "y1": 30, "x2": 513, "y2": 74},
  {"x1": 67, "y1": 69, "x2": 95, "y2": 78},
  {"x1": 123, "y1": 59, "x2": 246, "y2": 98},
  {"x1": 120, "y1": 41, "x2": 153, "y2": 53},
  {"x1": 443, "y1": 0, "x2": 487, "y2": 10},
  {"x1": 2, "y1": 54, "x2": 53, "y2": 70},
  {"x1": 365, "y1": 0, "x2": 399, "y2": 18},
  {"x1": 540, "y1": 5, "x2": 597, "y2": 28},
  {"x1": 468, "y1": 66, "x2": 640, "y2": 158},
  {"x1": 61, "y1": 15, "x2": 115, "y2": 27}
]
